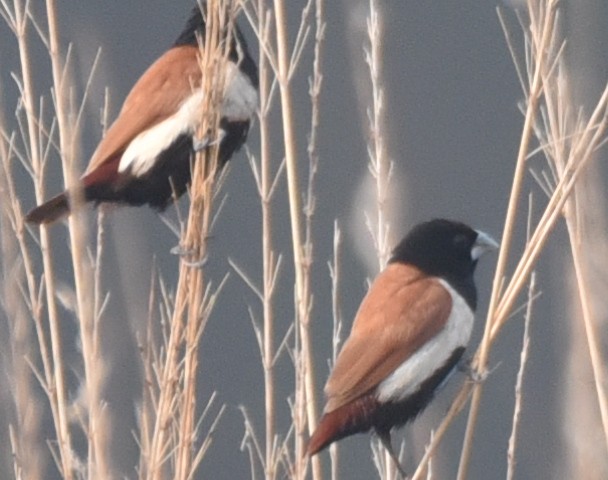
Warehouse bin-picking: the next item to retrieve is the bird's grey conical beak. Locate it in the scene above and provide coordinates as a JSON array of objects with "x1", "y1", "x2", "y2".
[{"x1": 471, "y1": 230, "x2": 499, "y2": 260}]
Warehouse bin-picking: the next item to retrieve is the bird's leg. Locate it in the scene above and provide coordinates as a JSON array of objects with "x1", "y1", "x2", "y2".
[
  {"x1": 377, "y1": 430, "x2": 408, "y2": 480},
  {"x1": 457, "y1": 356, "x2": 494, "y2": 384},
  {"x1": 170, "y1": 245, "x2": 208, "y2": 268},
  {"x1": 193, "y1": 128, "x2": 227, "y2": 152}
]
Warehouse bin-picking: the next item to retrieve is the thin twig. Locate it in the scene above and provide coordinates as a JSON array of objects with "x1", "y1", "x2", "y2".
[
  {"x1": 457, "y1": 3, "x2": 559, "y2": 477},
  {"x1": 506, "y1": 273, "x2": 535, "y2": 480}
]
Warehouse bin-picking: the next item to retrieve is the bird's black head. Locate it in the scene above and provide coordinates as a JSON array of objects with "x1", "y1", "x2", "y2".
[
  {"x1": 173, "y1": 5, "x2": 259, "y2": 88},
  {"x1": 390, "y1": 219, "x2": 497, "y2": 308},
  {"x1": 174, "y1": 6, "x2": 207, "y2": 47}
]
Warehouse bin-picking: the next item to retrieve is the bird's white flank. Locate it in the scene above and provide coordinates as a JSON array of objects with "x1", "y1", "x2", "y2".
[{"x1": 376, "y1": 280, "x2": 474, "y2": 403}]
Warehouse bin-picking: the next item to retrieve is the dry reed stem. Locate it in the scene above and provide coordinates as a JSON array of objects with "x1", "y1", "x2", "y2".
[
  {"x1": 329, "y1": 223, "x2": 343, "y2": 368},
  {"x1": 146, "y1": 2, "x2": 232, "y2": 478},
  {"x1": 241, "y1": 3, "x2": 325, "y2": 477},
  {"x1": 490, "y1": 92, "x2": 608, "y2": 338},
  {"x1": 365, "y1": 0, "x2": 392, "y2": 270},
  {"x1": 3, "y1": 1, "x2": 75, "y2": 477},
  {"x1": 364, "y1": 1, "x2": 398, "y2": 478},
  {"x1": 303, "y1": 0, "x2": 324, "y2": 476},
  {"x1": 404, "y1": 2, "x2": 608, "y2": 478},
  {"x1": 3, "y1": 173, "x2": 47, "y2": 480},
  {"x1": 175, "y1": 5, "x2": 229, "y2": 474},
  {"x1": 233, "y1": 1, "x2": 312, "y2": 474},
  {"x1": 409, "y1": 2, "x2": 608, "y2": 478},
  {"x1": 44, "y1": 0, "x2": 112, "y2": 476},
  {"x1": 259, "y1": 39, "x2": 280, "y2": 480},
  {"x1": 328, "y1": 222, "x2": 342, "y2": 480},
  {"x1": 0, "y1": 80, "x2": 44, "y2": 480},
  {"x1": 456, "y1": 2, "x2": 559, "y2": 477},
  {"x1": 536, "y1": 31, "x2": 608, "y2": 452},
  {"x1": 270, "y1": 0, "x2": 321, "y2": 478},
  {"x1": 564, "y1": 216, "x2": 608, "y2": 451},
  {"x1": 3, "y1": 2, "x2": 247, "y2": 478},
  {"x1": 254, "y1": 0, "x2": 280, "y2": 476},
  {"x1": 135, "y1": 265, "x2": 160, "y2": 478},
  {"x1": 240, "y1": 406, "x2": 262, "y2": 477},
  {"x1": 506, "y1": 272, "x2": 535, "y2": 480},
  {"x1": 541, "y1": 74, "x2": 608, "y2": 456},
  {"x1": 2, "y1": 0, "x2": 112, "y2": 476}
]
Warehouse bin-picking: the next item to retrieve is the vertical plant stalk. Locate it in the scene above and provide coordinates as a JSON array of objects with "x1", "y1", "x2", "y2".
[
  {"x1": 366, "y1": 0, "x2": 392, "y2": 269},
  {"x1": 506, "y1": 272, "x2": 535, "y2": 480},
  {"x1": 365, "y1": 1, "x2": 395, "y2": 477},
  {"x1": 137, "y1": 267, "x2": 159, "y2": 478},
  {"x1": 303, "y1": 0, "x2": 324, "y2": 325},
  {"x1": 0, "y1": 81, "x2": 44, "y2": 479},
  {"x1": 539, "y1": 29, "x2": 608, "y2": 451},
  {"x1": 301, "y1": 0, "x2": 324, "y2": 476},
  {"x1": 456, "y1": 3, "x2": 558, "y2": 478},
  {"x1": 10, "y1": 2, "x2": 74, "y2": 478},
  {"x1": 148, "y1": 2, "x2": 228, "y2": 478},
  {"x1": 564, "y1": 216, "x2": 608, "y2": 450},
  {"x1": 256, "y1": 1, "x2": 279, "y2": 477},
  {"x1": 328, "y1": 222, "x2": 342, "y2": 480},
  {"x1": 45, "y1": 0, "x2": 109, "y2": 477},
  {"x1": 411, "y1": 3, "x2": 608, "y2": 478},
  {"x1": 238, "y1": 3, "x2": 285, "y2": 477},
  {"x1": 272, "y1": 1, "x2": 320, "y2": 478},
  {"x1": 173, "y1": 22, "x2": 224, "y2": 480}
]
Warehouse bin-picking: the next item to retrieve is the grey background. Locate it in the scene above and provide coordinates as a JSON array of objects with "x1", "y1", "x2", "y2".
[{"x1": 1, "y1": 0, "x2": 607, "y2": 479}]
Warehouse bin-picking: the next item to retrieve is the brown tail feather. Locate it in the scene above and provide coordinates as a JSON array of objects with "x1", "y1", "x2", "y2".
[
  {"x1": 307, "y1": 406, "x2": 365, "y2": 455},
  {"x1": 307, "y1": 414, "x2": 338, "y2": 456},
  {"x1": 25, "y1": 192, "x2": 70, "y2": 225},
  {"x1": 307, "y1": 394, "x2": 380, "y2": 456}
]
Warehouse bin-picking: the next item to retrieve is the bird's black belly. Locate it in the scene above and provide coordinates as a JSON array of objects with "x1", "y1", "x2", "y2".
[
  {"x1": 373, "y1": 346, "x2": 465, "y2": 436},
  {"x1": 86, "y1": 120, "x2": 250, "y2": 210}
]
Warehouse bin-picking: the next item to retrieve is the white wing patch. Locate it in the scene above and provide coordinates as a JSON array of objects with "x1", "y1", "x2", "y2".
[
  {"x1": 119, "y1": 90, "x2": 204, "y2": 176},
  {"x1": 376, "y1": 280, "x2": 474, "y2": 403},
  {"x1": 119, "y1": 61, "x2": 257, "y2": 178}
]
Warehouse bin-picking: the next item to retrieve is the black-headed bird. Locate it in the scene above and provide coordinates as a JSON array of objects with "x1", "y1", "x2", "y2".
[
  {"x1": 307, "y1": 219, "x2": 498, "y2": 475},
  {"x1": 26, "y1": 5, "x2": 258, "y2": 225}
]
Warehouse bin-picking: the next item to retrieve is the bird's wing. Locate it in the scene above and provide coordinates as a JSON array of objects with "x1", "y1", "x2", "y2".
[
  {"x1": 85, "y1": 45, "x2": 202, "y2": 175},
  {"x1": 324, "y1": 264, "x2": 452, "y2": 413}
]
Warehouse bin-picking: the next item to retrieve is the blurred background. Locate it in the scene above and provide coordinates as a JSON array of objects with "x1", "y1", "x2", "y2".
[{"x1": 1, "y1": 0, "x2": 607, "y2": 478}]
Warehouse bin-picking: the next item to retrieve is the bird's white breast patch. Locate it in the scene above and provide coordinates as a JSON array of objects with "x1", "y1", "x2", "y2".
[
  {"x1": 118, "y1": 61, "x2": 257, "y2": 178},
  {"x1": 221, "y1": 61, "x2": 258, "y2": 121},
  {"x1": 376, "y1": 280, "x2": 474, "y2": 403},
  {"x1": 119, "y1": 90, "x2": 204, "y2": 176}
]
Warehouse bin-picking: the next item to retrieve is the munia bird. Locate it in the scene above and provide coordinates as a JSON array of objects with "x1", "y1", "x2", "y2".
[
  {"x1": 26, "y1": 5, "x2": 258, "y2": 225},
  {"x1": 307, "y1": 219, "x2": 498, "y2": 475}
]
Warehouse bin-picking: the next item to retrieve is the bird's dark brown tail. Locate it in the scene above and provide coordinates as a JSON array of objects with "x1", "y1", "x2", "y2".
[
  {"x1": 307, "y1": 395, "x2": 379, "y2": 456},
  {"x1": 307, "y1": 414, "x2": 336, "y2": 456},
  {"x1": 25, "y1": 192, "x2": 70, "y2": 225},
  {"x1": 307, "y1": 408, "x2": 365, "y2": 456}
]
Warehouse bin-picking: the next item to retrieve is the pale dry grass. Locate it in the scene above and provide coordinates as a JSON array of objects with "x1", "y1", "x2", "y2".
[
  {"x1": 142, "y1": 2, "x2": 238, "y2": 479},
  {"x1": 237, "y1": 1, "x2": 326, "y2": 479},
  {"x1": 1, "y1": 0, "x2": 96, "y2": 477},
  {"x1": 267, "y1": 1, "x2": 323, "y2": 476},
  {"x1": 506, "y1": 272, "x2": 536, "y2": 480},
  {"x1": 2, "y1": 1, "x2": 607, "y2": 479},
  {"x1": 362, "y1": 1, "x2": 401, "y2": 479},
  {"x1": 407, "y1": 2, "x2": 608, "y2": 478},
  {"x1": 327, "y1": 222, "x2": 343, "y2": 480},
  {"x1": 4, "y1": 1, "x2": 327, "y2": 478},
  {"x1": 0, "y1": 1, "x2": 243, "y2": 479},
  {"x1": 0, "y1": 65, "x2": 45, "y2": 480},
  {"x1": 233, "y1": 4, "x2": 285, "y2": 478}
]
